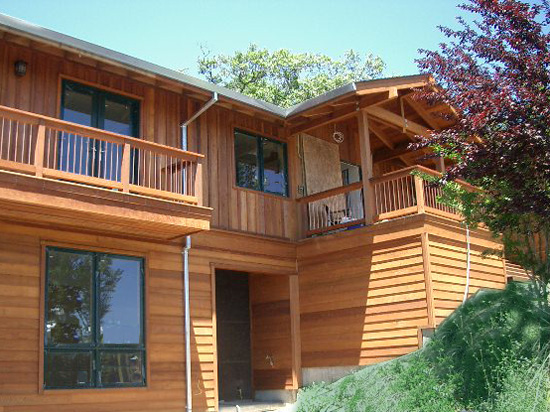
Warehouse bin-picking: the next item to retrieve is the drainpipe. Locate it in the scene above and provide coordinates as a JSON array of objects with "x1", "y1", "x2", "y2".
[
  {"x1": 183, "y1": 236, "x2": 192, "y2": 412},
  {"x1": 181, "y1": 92, "x2": 219, "y2": 150},
  {"x1": 180, "y1": 92, "x2": 218, "y2": 412}
]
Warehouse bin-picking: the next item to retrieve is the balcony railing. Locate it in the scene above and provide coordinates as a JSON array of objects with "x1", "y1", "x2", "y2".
[
  {"x1": 0, "y1": 105, "x2": 203, "y2": 204},
  {"x1": 299, "y1": 166, "x2": 470, "y2": 238},
  {"x1": 298, "y1": 182, "x2": 365, "y2": 237},
  {"x1": 371, "y1": 165, "x2": 464, "y2": 222}
]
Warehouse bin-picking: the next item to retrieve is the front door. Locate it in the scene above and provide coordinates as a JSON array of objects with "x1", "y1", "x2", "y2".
[
  {"x1": 60, "y1": 80, "x2": 139, "y2": 180},
  {"x1": 216, "y1": 270, "x2": 252, "y2": 402}
]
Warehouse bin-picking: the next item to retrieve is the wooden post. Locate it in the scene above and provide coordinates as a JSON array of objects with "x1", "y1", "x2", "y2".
[
  {"x1": 121, "y1": 143, "x2": 131, "y2": 193},
  {"x1": 414, "y1": 174, "x2": 425, "y2": 214},
  {"x1": 289, "y1": 274, "x2": 302, "y2": 389},
  {"x1": 421, "y1": 232, "x2": 436, "y2": 327},
  {"x1": 357, "y1": 110, "x2": 376, "y2": 224},
  {"x1": 435, "y1": 156, "x2": 445, "y2": 173},
  {"x1": 34, "y1": 122, "x2": 46, "y2": 178},
  {"x1": 195, "y1": 161, "x2": 203, "y2": 204}
]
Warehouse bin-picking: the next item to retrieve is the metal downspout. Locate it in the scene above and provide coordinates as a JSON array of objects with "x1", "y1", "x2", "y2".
[
  {"x1": 181, "y1": 92, "x2": 219, "y2": 150},
  {"x1": 181, "y1": 92, "x2": 218, "y2": 412},
  {"x1": 183, "y1": 236, "x2": 192, "y2": 412}
]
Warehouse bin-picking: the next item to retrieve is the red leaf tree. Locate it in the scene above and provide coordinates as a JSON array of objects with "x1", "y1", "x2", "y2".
[{"x1": 416, "y1": 0, "x2": 550, "y2": 296}]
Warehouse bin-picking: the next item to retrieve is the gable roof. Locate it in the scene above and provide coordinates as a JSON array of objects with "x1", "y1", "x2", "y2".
[{"x1": 0, "y1": 13, "x2": 429, "y2": 119}]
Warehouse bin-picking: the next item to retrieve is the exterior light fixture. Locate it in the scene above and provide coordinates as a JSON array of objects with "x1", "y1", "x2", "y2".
[{"x1": 14, "y1": 60, "x2": 27, "y2": 77}]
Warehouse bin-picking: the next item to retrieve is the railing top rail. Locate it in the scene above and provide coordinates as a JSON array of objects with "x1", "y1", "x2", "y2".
[
  {"x1": 371, "y1": 164, "x2": 478, "y2": 191},
  {"x1": 0, "y1": 105, "x2": 204, "y2": 162},
  {"x1": 298, "y1": 181, "x2": 363, "y2": 204}
]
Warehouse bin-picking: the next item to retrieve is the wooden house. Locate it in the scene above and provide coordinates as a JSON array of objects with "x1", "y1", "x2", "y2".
[{"x1": 0, "y1": 14, "x2": 516, "y2": 412}]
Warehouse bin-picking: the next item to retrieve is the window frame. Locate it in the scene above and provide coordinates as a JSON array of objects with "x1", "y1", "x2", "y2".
[
  {"x1": 234, "y1": 129, "x2": 289, "y2": 197},
  {"x1": 43, "y1": 246, "x2": 146, "y2": 390}
]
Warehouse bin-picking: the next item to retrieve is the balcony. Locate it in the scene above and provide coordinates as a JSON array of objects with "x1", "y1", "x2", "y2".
[
  {"x1": 299, "y1": 166, "x2": 467, "y2": 237},
  {"x1": 0, "y1": 105, "x2": 211, "y2": 241}
]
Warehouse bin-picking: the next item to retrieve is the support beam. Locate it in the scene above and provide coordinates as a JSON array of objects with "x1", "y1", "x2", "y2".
[
  {"x1": 421, "y1": 232, "x2": 436, "y2": 327},
  {"x1": 403, "y1": 94, "x2": 440, "y2": 130},
  {"x1": 289, "y1": 105, "x2": 359, "y2": 135},
  {"x1": 357, "y1": 111, "x2": 376, "y2": 224},
  {"x1": 369, "y1": 121, "x2": 394, "y2": 150},
  {"x1": 365, "y1": 106, "x2": 431, "y2": 138},
  {"x1": 289, "y1": 274, "x2": 302, "y2": 389},
  {"x1": 373, "y1": 142, "x2": 425, "y2": 163}
]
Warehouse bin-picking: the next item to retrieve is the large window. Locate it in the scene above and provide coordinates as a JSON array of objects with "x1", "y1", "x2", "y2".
[
  {"x1": 60, "y1": 80, "x2": 140, "y2": 180},
  {"x1": 234, "y1": 130, "x2": 288, "y2": 196},
  {"x1": 44, "y1": 247, "x2": 145, "y2": 389}
]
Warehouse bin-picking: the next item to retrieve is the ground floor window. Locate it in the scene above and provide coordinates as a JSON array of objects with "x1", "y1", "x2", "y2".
[{"x1": 44, "y1": 247, "x2": 145, "y2": 389}]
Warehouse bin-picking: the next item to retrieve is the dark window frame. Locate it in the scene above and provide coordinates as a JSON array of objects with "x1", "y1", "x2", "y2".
[
  {"x1": 44, "y1": 247, "x2": 146, "y2": 390},
  {"x1": 234, "y1": 129, "x2": 289, "y2": 197},
  {"x1": 59, "y1": 80, "x2": 140, "y2": 181}
]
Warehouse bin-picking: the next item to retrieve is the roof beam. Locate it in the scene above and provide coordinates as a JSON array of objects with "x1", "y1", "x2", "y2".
[
  {"x1": 365, "y1": 106, "x2": 431, "y2": 138},
  {"x1": 368, "y1": 120, "x2": 395, "y2": 150},
  {"x1": 289, "y1": 104, "x2": 358, "y2": 135},
  {"x1": 373, "y1": 142, "x2": 425, "y2": 163},
  {"x1": 403, "y1": 94, "x2": 440, "y2": 130}
]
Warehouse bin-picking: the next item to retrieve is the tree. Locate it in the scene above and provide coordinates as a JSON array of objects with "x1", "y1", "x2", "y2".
[
  {"x1": 197, "y1": 44, "x2": 384, "y2": 107},
  {"x1": 415, "y1": 0, "x2": 550, "y2": 298}
]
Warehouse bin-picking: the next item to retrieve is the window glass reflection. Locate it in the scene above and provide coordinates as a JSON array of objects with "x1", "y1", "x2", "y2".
[
  {"x1": 45, "y1": 352, "x2": 92, "y2": 388},
  {"x1": 98, "y1": 256, "x2": 142, "y2": 344},
  {"x1": 46, "y1": 250, "x2": 93, "y2": 345},
  {"x1": 100, "y1": 351, "x2": 144, "y2": 385},
  {"x1": 235, "y1": 132, "x2": 260, "y2": 190},
  {"x1": 262, "y1": 139, "x2": 286, "y2": 196}
]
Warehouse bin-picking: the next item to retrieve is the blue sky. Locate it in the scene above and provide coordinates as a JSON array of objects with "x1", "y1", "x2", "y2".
[{"x1": 0, "y1": 0, "x2": 468, "y2": 78}]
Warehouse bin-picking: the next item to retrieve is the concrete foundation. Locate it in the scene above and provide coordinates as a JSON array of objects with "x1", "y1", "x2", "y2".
[
  {"x1": 301, "y1": 366, "x2": 362, "y2": 386},
  {"x1": 254, "y1": 389, "x2": 297, "y2": 403}
]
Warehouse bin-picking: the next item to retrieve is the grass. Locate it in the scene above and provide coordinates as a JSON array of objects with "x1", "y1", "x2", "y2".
[{"x1": 296, "y1": 283, "x2": 550, "y2": 412}]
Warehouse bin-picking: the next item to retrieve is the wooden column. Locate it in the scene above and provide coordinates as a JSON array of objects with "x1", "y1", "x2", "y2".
[
  {"x1": 289, "y1": 274, "x2": 302, "y2": 389},
  {"x1": 435, "y1": 156, "x2": 446, "y2": 173},
  {"x1": 357, "y1": 110, "x2": 376, "y2": 224},
  {"x1": 421, "y1": 232, "x2": 436, "y2": 327},
  {"x1": 414, "y1": 175, "x2": 426, "y2": 214}
]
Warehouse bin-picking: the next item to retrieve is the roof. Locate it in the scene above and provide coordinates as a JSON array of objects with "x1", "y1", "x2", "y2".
[{"x1": 0, "y1": 13, "x2": 428, "y2": 119}]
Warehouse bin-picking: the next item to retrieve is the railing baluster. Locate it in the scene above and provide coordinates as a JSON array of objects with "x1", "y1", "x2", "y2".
[
  {"x1": 34, "y1": 122, "x2": 46, "y2": 178},
  {"x1": 121, "y1": 143, "x2": 131, "y2": 193}
]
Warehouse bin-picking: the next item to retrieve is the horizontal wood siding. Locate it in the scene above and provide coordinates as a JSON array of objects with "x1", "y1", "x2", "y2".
[
  {"x1": 250, "y1": 274, "x2": 293, "y2": 390},
  {"x1": 426, "y1": 221, "x2": 507, "y2": 326},
  {"x1": 0, "y1": 221, "x2": 215, "y2": 412},
  {"x1": 297, "y1": 220, "x2": 430, "y2": 368}
]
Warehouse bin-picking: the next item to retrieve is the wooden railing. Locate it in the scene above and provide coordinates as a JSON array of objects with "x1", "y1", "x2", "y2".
[
  {"x1": 371, "y1": 165, "x2": 463, "y2": 221},
  {"x1": 298, "y1": 166, "x2": 470, "y2": 238},
  {"x1": 298, "y1": 182, "x2": 365, "y2": 237},
  {"x1": 0, "y1": 105, "x2": 203, "y2": 204}
]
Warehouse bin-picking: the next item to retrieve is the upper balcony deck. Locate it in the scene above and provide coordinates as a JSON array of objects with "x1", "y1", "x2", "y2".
[{"x1": 0, "y1": 105, "x2": 211, "y2": 241}]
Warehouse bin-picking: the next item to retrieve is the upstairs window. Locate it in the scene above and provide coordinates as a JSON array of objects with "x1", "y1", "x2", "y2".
[
  {"x1": 234, "y1": 130, "x2": 288, "y2": 197},
  {"x1": 44, "y1": 247, "x2": 145, "y2": 389}
]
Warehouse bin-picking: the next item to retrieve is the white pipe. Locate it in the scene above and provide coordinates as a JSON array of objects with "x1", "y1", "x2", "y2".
[
  {"x1": 183, "y1": 236, "x2": 192, "y2": 412},
  {"x1": 181, "y1": 92, "x2": 219, "y2": 150},
  {"x1": 180, "y1": 93, "x2": 218, "y2": 412},
  {"x1": 463, "y1": 224, "x2": 471, "y2": 303}
]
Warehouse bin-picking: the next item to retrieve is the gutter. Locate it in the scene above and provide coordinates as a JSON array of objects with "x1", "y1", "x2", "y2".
[{"x1": 181, "y1": 92, "x2": 218, "y2": 412}]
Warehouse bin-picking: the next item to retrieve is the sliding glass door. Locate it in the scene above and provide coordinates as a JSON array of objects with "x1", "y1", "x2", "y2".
[{"x1": 60, "y1": 80, "x2": 139, "y2": 181}]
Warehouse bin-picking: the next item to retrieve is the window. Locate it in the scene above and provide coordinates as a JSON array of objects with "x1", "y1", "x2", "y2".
[
  {"x1": 44, "y1": 247, "x2": 145, "y2": 389},
  {"x1": 60, "y1": 80, "x2": 140, "y2": 180},
  {"x1": 234, "y1": 130, "x2": 288, "y2": 196}
]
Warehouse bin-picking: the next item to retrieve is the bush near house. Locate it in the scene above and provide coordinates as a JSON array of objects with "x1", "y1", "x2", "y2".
[{"x1": 296, "y1": 282, "x2": 550, "y2": 412}]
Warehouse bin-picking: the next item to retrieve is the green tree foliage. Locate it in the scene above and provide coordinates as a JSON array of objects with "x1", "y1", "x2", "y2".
[{"x1": 197, "y1": 44, "x2": 384, "y2": 107}]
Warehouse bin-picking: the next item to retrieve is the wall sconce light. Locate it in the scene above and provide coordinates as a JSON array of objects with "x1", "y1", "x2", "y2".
[{"x1": 14, "y1": 60, "x2": 27, "y2": 77}]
